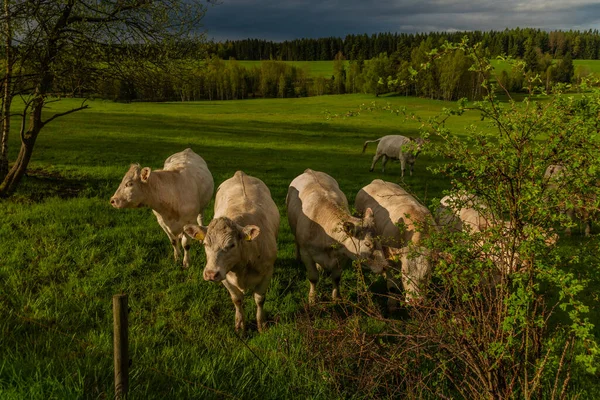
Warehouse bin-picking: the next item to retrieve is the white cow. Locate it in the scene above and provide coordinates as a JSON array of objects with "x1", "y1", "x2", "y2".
[
  {"x1": 287, "y1": 169, "x2": 388, "y2": 304},
  {"x1": 436, "y1": 193, "x2": 493, "y2": 234},
  {"x1": 435, "y1": 194, "x2": 558, "y2": 276},
  {"x1": 184, "y1": 171, "x2": 279, "y2": 333},
  {"x1": 110, "y1": 148, "x2": 214, "y2": 268},
  {"x1": 362, "y1": 135, "x2": 426, "y2": 177},
  {"x1": 355, "y1": 179, "x2": 435, "y2": 302}
]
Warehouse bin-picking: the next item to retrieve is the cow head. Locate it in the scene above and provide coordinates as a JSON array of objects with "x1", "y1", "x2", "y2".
[
  {"x1": 405, "y1": 137, "x2": 427, "y2": 165},
  {"x1": 110, "y1": 164, "x2": 151, "y2": 208},
  {"x1": 184, "y1": 217, "x2": 260, "y2": 282},
  {"x1": 342, "y1": 208, "x2": 388, "y2": 274}
]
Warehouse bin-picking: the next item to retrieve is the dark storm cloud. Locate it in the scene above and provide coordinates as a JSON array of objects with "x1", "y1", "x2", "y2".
[{"x1": 202, "y1": 0, "x2": 600, "y2": 41}]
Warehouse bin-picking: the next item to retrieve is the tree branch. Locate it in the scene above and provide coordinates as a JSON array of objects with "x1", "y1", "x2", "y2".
[{"x1": 42, "y1": 102, "x2": 89, "y2": 127}]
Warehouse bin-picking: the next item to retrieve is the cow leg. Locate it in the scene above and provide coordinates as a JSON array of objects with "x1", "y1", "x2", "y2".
[
  {"x1": 254, "y1": 292, "x2": 266, "y2": 333},
  {"x1": 181, "y1": 234, "x2": 191, "y2": 268},
  {"x1": 300, "y1": 249, "x2": 319, "y2": 305},
  {"x1": 409, "y1": 161, "x2": 414, "y2": 176},
  {"x1": 223, "y1": 281, "x2": 245, "y2": 332},
  {"x1": 370, "y1": 153, "x2": 382, "y2": 172},
  {"x1": 330, "y1": 267, "x2": 342, "y2": 300},
  {"x1": 381, "y1": 155, "x2": 388, "y2": 173},
  {"x1": 253, "y1": 277, "x2": 271, "y2": 333},
  {"x1": 384, "y1": 264, "x2": 402, "y2": 311},
  {"x1": 295, "y1": 242, "x2": 301, "y2": 262},
  {"x1": 400, "y1": 157, "x2": 406, "y2": 178},
  {"x1": 156, "y1": 217, "x2": 181, "y2": 262},
  {"x1": 197, "y1": 213, "x2": 204, "y2": 226},
  {"x1": 564, "y1": 208, "x2": 574, "y2": 236},
  {"x1": 584, "y1": 214, "x2": 592, "y2": 236}
]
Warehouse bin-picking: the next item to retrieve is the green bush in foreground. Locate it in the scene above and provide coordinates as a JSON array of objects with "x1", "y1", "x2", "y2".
[{"x1": 308, "y1": 39, "x2": 600, "y2": 399}]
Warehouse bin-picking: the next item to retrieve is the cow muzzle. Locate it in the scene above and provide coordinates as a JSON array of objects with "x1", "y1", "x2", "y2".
[
  {"x1": 110, "y1": 197, "x2": 122, "y2": 208},
  {"x1": 368, "y1": 250, "x2": 388, "y2": 274},
  {"x1": 203, "y1": 268, "x2": 224, "y2": 282}
]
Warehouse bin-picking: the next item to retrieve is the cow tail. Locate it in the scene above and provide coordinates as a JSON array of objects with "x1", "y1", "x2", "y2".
[{"x1": 362, "y1": 138, "x2": 381, "y2": 154}]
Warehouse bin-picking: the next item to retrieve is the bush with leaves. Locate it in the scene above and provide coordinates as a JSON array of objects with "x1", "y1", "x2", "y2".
[{"x1": 306, "y1": 38, "x2": 600, "y2": 399}]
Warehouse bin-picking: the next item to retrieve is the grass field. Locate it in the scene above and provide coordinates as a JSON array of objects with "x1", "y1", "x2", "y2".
[
  {"x1": 236, "y1": 59, "x2": 600, "y2": 78},
  {"x1": 1, "y1": 93, "x2": 598, "y2": 398}
]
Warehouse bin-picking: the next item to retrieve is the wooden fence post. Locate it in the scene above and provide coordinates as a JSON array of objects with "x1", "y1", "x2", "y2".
[{"x1": 113, "y1": 294, "x2": 129, "y2": 399}]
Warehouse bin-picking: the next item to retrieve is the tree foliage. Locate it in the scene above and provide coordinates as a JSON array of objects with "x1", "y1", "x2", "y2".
[{"x1": 206, "y1": 28, "x2": 600, "y2": 62}]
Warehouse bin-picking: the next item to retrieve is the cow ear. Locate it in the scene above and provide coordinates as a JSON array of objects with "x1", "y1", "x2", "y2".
[
  {"x1": 184, "y1": 224, "x2": 208, "y2": 242},
  {"x1": 343, "y1": 221, "x2": 356, "y2": 235},
  {"x1": 242, "y1": 225, "x2": 260, "y2": 241},
  {"x1": 364, "y1": 207, "x2": 374, "y2": 220},
  {"x1": 140, "y1": 167, "x2": 151, "y2": 183}
]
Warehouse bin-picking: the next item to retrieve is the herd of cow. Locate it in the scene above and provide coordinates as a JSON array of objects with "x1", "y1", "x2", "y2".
[{"x1": 109, "y1": 136, "x2": 591, "y2": 332}]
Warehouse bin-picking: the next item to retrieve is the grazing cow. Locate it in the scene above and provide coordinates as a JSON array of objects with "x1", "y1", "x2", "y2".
[
  {"x1": 436, "y1": 193, "x2": 521, "y2": 277},
  {"x1": 436, "y1": 193, "x2": 493, "y2": 234},
  {"x1": 544, "y1": 164, "x2": 596, "y2": 236},
  {"x1": 184, "y1": 171, "x2": 279, "y2": 333},
  {"x1": 436, "y1": 194, "x2": 557, "y2": 277},
  {"x1": 355, "y1": 179, "x2": 435, "y2": 302},
  {"x1": 287, "y1": 169, "x2": 388, "y2": 304},
  {"x1": 110, "y1": 148, "x2": 214, "y2": 268},
  {"x1": 362, "y1": 135, "x2": 426, "y2": 177}
]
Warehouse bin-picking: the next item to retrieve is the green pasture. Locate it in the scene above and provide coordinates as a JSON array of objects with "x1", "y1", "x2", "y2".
[
  {"x1": 0, "y1": 94, "x2": 598, "y2": 398},
  {"x1": 235, "y1": 59, "x2": 600, "y2": 79}
]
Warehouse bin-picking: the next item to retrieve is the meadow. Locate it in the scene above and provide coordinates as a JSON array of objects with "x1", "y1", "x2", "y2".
[
  {"x1": 237, "y1": 59, "x2": 600, "y2": 78},
  {"x1": 1, "y1": 93, "x2": 598, "y2": 398}
]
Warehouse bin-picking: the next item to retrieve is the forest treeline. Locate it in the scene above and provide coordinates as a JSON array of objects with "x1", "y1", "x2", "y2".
[
  {"x1": 94, "y1": 38, "x2": 580, "y2": 103},
  {"x1": 207, "y1": 28, "x2": 600, "y2": 61}
]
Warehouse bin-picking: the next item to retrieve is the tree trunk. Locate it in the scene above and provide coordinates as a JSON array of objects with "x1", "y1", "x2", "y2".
[
  {"x1": 0, "y1": 99, "x2": 43, "y2": 197},
  {"x1": 0, "y1": 0, "x2": 13, "y2": 181},
  {"x1": 0, "y1": 137, "x2": 35, "y2": 196}
]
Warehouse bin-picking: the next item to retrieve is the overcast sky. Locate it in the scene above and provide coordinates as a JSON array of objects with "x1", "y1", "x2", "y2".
[{"x1": 202, "y1": 0, "x2": 600, "y2": 42}]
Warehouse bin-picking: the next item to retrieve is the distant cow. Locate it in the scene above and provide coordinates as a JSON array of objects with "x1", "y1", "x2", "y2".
[
  {"x1": 110, "y1": 148, "x2": 214, "y2": 268},
  {"x1": 544, "y1": 164, "x2": 596, "y2": 236},
  {"x1": 184, "y1": 171, "x2": 279, "y2": 333},
  {"x1": 287, "y1": 169, "x2": 388, "y2": 304},
  {"x1": 355, "y1": 179, "x2": 435, "y2": 302},
  {"x1": 362, "y1": 135, "x2": 426, "y2": 177}
]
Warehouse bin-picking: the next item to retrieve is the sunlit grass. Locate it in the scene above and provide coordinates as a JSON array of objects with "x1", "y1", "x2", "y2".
[{"x1": 1, "y1": 93, "x2": 598, "y2": 398}]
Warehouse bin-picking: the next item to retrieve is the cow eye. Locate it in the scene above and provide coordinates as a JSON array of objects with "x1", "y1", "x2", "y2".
[
  {"x1": 125, "y1": 181, "x2": 133, "y2": 187},
  {"x1": 227, "y1": 243, "x2": 236, "y2": 250},
  {"x1": 364, "y1": 241, "x2": 372, "y2": 248}
]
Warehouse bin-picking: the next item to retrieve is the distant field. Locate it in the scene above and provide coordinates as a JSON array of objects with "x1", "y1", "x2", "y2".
[
  {"x1": 234, "y1": 59, "x2": 600, "y2": 79},
  {"x1": 1, "y1": 93, "x2": 599, "y2": 398}
]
